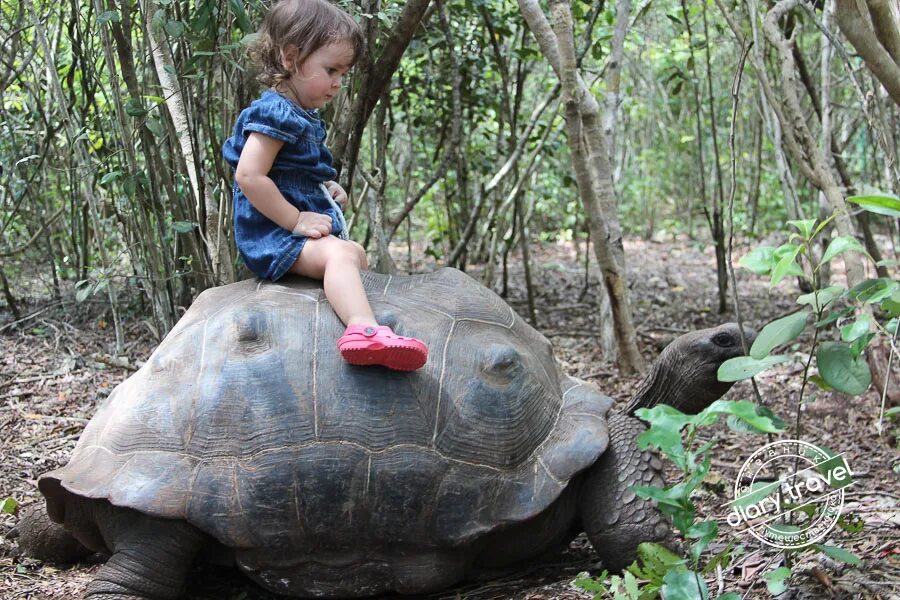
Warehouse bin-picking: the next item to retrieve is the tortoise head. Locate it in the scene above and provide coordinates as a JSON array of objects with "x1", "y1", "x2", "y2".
[{"x1": 623, "y1": 323, "x2": 756, "y2": 416}]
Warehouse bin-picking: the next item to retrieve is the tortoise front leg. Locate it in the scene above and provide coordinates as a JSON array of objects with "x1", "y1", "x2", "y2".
[
  {"x1": 17, "y1": 501, "x2": 93, "y2": 563},
  {"x1": 578, "y1": 412, "x2": 670, "y2": 572},
  {"x1": 84, "y1": 505, "x2": 206, "y2": 600}
]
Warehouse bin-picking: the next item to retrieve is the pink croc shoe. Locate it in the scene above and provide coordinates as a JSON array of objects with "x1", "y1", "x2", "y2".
[{"x1": 338, "y1": 325, "x2": 428, "y2": 371}]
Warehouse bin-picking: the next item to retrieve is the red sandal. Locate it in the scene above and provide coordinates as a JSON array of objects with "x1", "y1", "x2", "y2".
[{"x1": 338, "y1": 325, "x2": 428, "y2": 371}]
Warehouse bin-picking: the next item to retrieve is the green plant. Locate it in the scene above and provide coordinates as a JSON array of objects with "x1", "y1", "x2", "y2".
[
  {"x1": 730, "y1": 201, "x2": 899, "y2": 414},
  {"x1": 575, "y1": 200, "x2": 897, "y2": 598},
  {"x1": 714, "y1": 203, "x2": 898, "y2": 580},
  {"x1": 574, "y1": 400, "x2": 785, "y2": 599},
  {"x1": 1, "y1": 497, "x2": 18, "y2": 514}
]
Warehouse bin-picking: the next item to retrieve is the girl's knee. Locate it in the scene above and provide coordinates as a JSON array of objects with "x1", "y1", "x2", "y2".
[
  {"x1": 330, "y1": 241, "x2": 364, "y2": 269},
  {"x1": 349, "y1": 241, "x2": 368, "y2": 270},
  {"x1": 290, "y1": 237, "x2": 366, "y2": 278}
]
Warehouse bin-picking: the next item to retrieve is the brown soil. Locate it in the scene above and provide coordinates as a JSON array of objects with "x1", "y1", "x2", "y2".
[{"x1": 1, "y1": 238, "x2": 897, "y2": 599}]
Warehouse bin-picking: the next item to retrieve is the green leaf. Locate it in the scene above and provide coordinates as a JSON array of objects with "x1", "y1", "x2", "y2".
[
  {"x1": 124, "y1": 97, "x2": 148, "y2": 117},
  {"x1": 98, "y1": 10, "x2": 121, "y2": 24},
  {"x1": 850, "y1": 332, "x2": 876, "y2": 360},
  {"x1": 573, "y1": 573, "x2": 607, "y2": 594},
  {"x1": 165, "y1": 20, "x2": 185, "y2": 37},
  {"x1": 816, "y1": 305, "x2": 855, "y2": 328},
  {"x1": 706, "y1": 399, "x2": 786, "y2": 433},
  {"x1": 1, "y1": 497, "x2": 18, "y2": 514},
  {"x1": 631, "y1": 543, "x2": 683, "y2": 595},
  {"x1": 770, "y1": 244, "x2": 803, "y2": 286},
  {"x1": 738, "y1": 246, "x2": 777, "y2": 275},
  {"x1": 687, "y1": 520, "x2": 718, "y2": 563},
  {"x1": 751, "y1": 311, "x2": 809, "y2": 359},
  {"x1": 145, "y1": 116, "x2": 165, "y2": 138},
  {"x1": 848, "y1": 278, "x2": 900, "y2": 304},
  {"x1": 717, "y1": 355, "x2": 791, "y2": 382},
  {"x1": 817, "y1": 342, "x2": 871, "y2": 395},
  {"x1": 74, "y1": 279, "x2": 93, "y2": 303},
  {"x1": 227, "y1": 0, "x2": 251, "y2": 32},
  {"x1": 701, "y1": 542, "x2": 737, "y2": 576},
  {"x1": 797, "y1": 285, "x2": 844, "y2": 311},
  {"x1": 99, "y1": 170, "x2": 124, "y2": 186},
  {"x1": 172, "y1": 221, "x2": 197, "y2": 234},
  {"x1": 636, "y1": 542, "x2": 685, "y2": 581},
  {"x1": 152, "y1": 8, "x2": 166, "y2": 32},
  {"x1": 888, "y1": 318, "x2": 898, "y2": 335},
  {"x1": 661, "y1": 568, "x2": 708, "y2": 600},
  {"x1": 820, "y1": 236, "x2": 869, "y2": 265},
  {"x1": 883, "y1": 291, "x2": 900, "y2": 317},
  {"x1": 633, "y1": 484, "x2": 688, "y2": 510},
  {"x1": 847, "y1": 193, "x2": 900, "y2": 218},
  {"x1": 788, "y1": 219, "x2": 817, "y2": 240},
  {"x1": 840, "y1": 315, "x2": 871, "y2": 342},
  {"x1": 813, "y1": 544, "x2": 861, "y2": 566},
  {"x1": 764, "y1": 567, "x2": 791, "y2": 595},
  {"x1": 811, "y1": 212, "x2": 839, "y2": 240},
  {"x1": 837, "y1": 513, "x2": 865, "y2": 534},
  {"x1": 731, "y1": 479, "x2": 781, "y2": 509},
  {"x1": 623, "y1": 571, "x2": 640, "y2": 598},
  {"x1": 810, "y1": 444, "x2": 855, "y2": 490}
]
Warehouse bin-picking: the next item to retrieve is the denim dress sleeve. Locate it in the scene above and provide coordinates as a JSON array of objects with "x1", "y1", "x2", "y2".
[
  {"x1": 223, "y1": 98, "x2": 312, "y2": 167},
  {"x1": 223, "y1": 92, "x2": 343, "y2": 282},
  {"x1": 242, "y1": 100, "x2": 310, "y2": 145}
]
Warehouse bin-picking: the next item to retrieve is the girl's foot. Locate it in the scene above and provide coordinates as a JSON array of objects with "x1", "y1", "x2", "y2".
[{"x1": 338, "y1": 325, "x2": 428, "y2": 371}]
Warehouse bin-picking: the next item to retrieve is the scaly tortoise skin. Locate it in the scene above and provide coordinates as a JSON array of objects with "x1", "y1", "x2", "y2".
[{"x1": 24, "y1": 268, "x2": 752, "y2": 599}]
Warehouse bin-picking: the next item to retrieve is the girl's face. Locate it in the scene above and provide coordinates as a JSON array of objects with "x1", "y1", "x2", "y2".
[{"x1": 283, "y1": 40, "x2": 354, "y2": 110}]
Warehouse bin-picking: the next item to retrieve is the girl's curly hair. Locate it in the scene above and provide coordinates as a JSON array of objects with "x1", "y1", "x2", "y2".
[{"x1": 253, "y1": 0, "x2": 363, "y2": 87}]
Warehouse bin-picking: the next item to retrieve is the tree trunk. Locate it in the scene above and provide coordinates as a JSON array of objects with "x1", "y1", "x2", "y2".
[
  {"x1": 603, "y1": 0, "x2": 631, "y2": 157},
  {"x1": 363, "y1": 97, "x2": 395, "y2": 274},
  {"x1": 762, "y1": 0, "x2": 866, "y2": 285},
  {"x1": 0, "y1": 266, "x2": 20, "y2": 321},
  {"x1": 817, "y1": 0, "x2": 836, "y2": 288},
  {"x1": 331, "y1": 0, "x2": 433, "y2": 188},
  {"x1": 143, "y1": 0, "x2": 228, "y2": 287},
  {"x1": 519, "y1": 0, "x2": 646, "y2": 373},
  {"x1": 748, "y1": 113, "x2": 763, "y2": 234},
  {"x1": 32, "y1": 1, "x2": 125, "y2": 353},
  {"x1": 835, "y1": 0, "x2": 900, "y2": 107}
]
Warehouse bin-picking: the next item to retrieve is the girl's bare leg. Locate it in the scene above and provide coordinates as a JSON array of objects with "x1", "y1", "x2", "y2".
[{"x1": 288, "y1": 236, "x2": 376, "y2": 326}]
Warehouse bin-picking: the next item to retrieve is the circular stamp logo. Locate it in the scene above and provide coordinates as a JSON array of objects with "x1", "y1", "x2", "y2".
[{"x1": 725, "y1": 439, "x2": 853, "y2": 549}]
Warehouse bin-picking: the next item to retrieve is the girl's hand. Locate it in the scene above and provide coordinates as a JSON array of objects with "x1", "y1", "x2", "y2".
[
  {"x1": 292, "y1": 211, "x2": 332, "y2": 238},
  {"x1": 324, "y1": 180, "x2": 348, "y2": 211}
]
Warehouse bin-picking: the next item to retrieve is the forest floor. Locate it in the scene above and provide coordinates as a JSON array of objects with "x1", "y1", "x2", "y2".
[{"x1": 1, "y1": 236, "x2": 898, "y2": 600}]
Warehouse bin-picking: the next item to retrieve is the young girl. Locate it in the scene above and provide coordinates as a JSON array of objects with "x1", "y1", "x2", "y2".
[{"x1": 223, "y1": 0, "x2": 428, "y2": 371}]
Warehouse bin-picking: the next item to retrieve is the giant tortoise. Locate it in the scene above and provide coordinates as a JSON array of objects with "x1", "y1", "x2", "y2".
[{"x1": 20, "y1": 268, "x2": 752, "y2": 598}]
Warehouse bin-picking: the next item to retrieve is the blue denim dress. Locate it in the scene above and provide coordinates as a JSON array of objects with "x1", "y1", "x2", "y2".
[{"x1": 223, "y1": 90, "x2": 344, "y2": 281}]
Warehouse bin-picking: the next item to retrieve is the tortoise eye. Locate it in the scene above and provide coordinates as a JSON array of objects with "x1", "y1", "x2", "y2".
[{"x1": 712, "y1": 332, "x2": 736, "y2": 347}]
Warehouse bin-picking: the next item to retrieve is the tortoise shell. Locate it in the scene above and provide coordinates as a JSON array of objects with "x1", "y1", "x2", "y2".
[{"x1": 40, "y1": 268, "x2": 611, "y2": 594}]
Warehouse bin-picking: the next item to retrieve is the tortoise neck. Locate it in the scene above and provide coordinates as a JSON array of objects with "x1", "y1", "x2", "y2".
[{"x1": 621, "y1": 357, "x2": 683, "y2": 416}]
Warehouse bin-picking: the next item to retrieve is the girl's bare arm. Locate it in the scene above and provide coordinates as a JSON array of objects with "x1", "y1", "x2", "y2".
[{"x1": 235, "y1": 133, "x2": 331, "y2": 237}]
